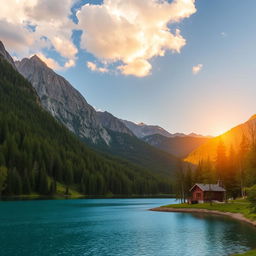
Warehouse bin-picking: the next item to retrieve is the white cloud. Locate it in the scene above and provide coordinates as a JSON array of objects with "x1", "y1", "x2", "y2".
[
  {"x1": 87, "y1": 61, "x2": 108, "y2": 73},
  {"x1": 0, "y1": 0, "x2": 77, "y2": 69},
  {"x1": 0, "y1": 0, "x2": 197, "y2": 76},
  {"x1": 118, "y1": 59, "x2": 152, "y2": 77},
  {"x1": 77, "y1": 0, "x2": 196, "y2": 77},
  {"x1": 35, "y1": 52, "x2": 62, "y2": 70},
  {"x1": 192, "y1": 64, "x2": 203, "y2": 75}
]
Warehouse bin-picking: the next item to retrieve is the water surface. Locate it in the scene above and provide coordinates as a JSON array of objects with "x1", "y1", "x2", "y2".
[{"x1": 0, "y1": 198, "x2": 256, "y2": 256}]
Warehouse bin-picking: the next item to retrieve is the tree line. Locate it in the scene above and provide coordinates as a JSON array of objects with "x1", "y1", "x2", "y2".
[{"x1": 176, "y1": 122, "x2": 256, "y2": 204}]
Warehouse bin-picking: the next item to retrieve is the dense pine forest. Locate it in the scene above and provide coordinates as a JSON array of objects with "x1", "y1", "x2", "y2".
[{"x1": 0, "y1": 58, "x2": 173, "y2": 197}]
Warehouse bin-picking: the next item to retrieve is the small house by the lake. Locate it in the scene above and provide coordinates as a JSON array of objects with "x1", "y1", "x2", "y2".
[{"x1": 189, "y1": 183, "x2": 226, "y2": 203}]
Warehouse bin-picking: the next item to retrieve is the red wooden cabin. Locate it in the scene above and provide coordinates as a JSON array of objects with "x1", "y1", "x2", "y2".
[{"x1": 189, "y1": 183, "x2": 226, "y2": 203}]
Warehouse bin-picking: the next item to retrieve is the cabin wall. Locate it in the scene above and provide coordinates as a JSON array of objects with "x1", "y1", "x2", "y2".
[
  {"x1": 191, "y1": 186, "x2": 204, "y2": 202},
  {"x1": 204, "y1": 191, "x2": 225, "y2": 202},
  {"x1": 191, "y1": 186, "x2": 225, "y2": 202}
]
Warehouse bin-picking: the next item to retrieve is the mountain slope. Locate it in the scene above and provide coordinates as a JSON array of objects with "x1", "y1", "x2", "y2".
[
  {"x1": 0, "y1": 49, "x2": 173, "y2": 196},
  {"x1": 95, "y1": 129, "x2": 180, "y2": 175},
  {"x1": 143, "y1": 134, "x2": 211, "y2": 158},
  {"x1": 15, "y1": 55, "x2": 110, "y2": 145},
  {"x1": 185, "y1": 116, "x2": 256, "y2": 164},
  {"x1": 16, "y1": 54, "x2": 179, "y2": 174},
  {"x1": 96, "y1": 111, "x2": 134, "y2": 136},
  {"x1": 0, "y1": 41, "x2": 16, "y2": 69},
  {"x1": 94, "y1": 111, "x2": 179, "y2": 174}
]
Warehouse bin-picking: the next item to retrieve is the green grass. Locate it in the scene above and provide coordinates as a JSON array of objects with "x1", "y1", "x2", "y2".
[
  {"x1": 232, "y1": 249, "x2": 256, "y2": 255},
  {"x1": 56, "y1": 182, "x2": 82, "y2": 197},
  {"x1": 163, "y1": 198, "x2": 256, "y2": 221}
]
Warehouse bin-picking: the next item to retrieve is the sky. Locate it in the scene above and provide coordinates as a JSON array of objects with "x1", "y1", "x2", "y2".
[{"x1": 1, "y1": 0, "x2": 256, "y2": 136}]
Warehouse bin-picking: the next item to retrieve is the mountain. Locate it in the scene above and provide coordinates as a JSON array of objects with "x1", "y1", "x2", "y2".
[
  {"x1": 121, "y1": 119, "x2": 208, "y2": 139},
  {"x1": 0, "y1": 41, "x2": 16, "y2": 69},
  {"x1": 94, "y1": 112, "x2": 179, "y2": 174},
  {"x1": 185, "y1": 115, "x2": 256, "y2": 164},
  {"x1": 121, "y1": 120, "x2": 174, "y2": 138},
  {"x1": 143, "y1": 134, "x2": 211, "y2": 158},
  {"x1": 15, "y1": 55, "x2": 110, "y2": 145},
  {"x1": 16, "y1": 54, "x2": 179, "y2": 174},
  {"x1": 96, "y1": 111, "x2": 134, "y2": 136},
  {"x1": 0, "y1": 43, "x2": 173, "y2": 196},
  {"x1": 97, "y1": 129, "x2": 179, "y2": 175}
]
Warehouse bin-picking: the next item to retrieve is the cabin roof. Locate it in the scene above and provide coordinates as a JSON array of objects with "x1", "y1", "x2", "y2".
[{"x1": 190, "y1": 183, "x2": 226, "y2": 192}]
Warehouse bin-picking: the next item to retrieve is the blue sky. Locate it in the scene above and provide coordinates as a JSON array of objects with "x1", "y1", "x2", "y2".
[{"x1": 2, "y1": 0, "x2": 256, "y2": 136}]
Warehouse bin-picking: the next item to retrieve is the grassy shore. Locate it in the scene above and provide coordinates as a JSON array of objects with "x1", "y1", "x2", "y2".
[
  {"x1": 162, "y1": 199, "x2": 256, "y2": 221},
  {"x1": 232, "y1": 249, "x2": 256, "y2": 255}
]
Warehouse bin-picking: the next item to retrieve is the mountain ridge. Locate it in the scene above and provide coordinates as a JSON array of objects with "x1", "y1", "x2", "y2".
[
  {"x1": 185, "y1": 115, "x2": 256, "y2": 164},
  {"x1": 143, "y1": 134, "x2": 211, "y2": 158}
]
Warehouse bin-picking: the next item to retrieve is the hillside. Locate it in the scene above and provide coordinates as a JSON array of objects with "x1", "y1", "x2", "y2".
[
  {"x1": 91, "y1": 129, "x2": 179, "y2": 175},
  {"x1": 143, "y1": 134, "x2": 210, "y2": 158},
  {"x1": 185, "y1": 116, "x2": 256, "y2": 164},
  {"x1": 0, "y1": 57, "x2": 173, "y2": 196}
]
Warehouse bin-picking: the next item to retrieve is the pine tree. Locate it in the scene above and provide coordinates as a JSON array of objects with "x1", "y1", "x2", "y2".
[
  {"x1": 0, "y1": 166, "x2": 7, "y2": 196},
  {"x1": 216, "y1": 139, "x2": 227, "y2": 181}
]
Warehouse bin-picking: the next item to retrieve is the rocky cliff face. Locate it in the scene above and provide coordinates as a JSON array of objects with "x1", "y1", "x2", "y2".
[
  {"x1": 0, "y1": 41, "x2": 16, "y2": 69},
  {"x1": 16, "y1": 55, "x2": 111, "y2": 145},
  {"x1": 97, "y1": 111, "x2": 134, "y2": 136}
]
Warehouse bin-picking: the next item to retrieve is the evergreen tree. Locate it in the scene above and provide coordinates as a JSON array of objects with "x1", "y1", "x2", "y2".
[{"x1": 0, "y1": 166, "x2": 7, "y2": 197}]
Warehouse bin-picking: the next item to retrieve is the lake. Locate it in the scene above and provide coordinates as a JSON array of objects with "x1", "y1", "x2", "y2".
[{"x1": 0, "y1": 198, "x2": 256, "y2": 256}]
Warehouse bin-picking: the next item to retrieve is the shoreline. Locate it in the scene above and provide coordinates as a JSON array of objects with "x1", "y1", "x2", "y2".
[{"x1": 150, "y1": 207, "x2": 256, "y2": 227}]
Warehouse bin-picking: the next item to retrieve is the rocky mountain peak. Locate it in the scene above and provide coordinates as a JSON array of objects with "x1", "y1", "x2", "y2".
[
  {"x1": 16, "y1": 54, "x2": 111, "y2": 145},
  {"x1": 97, "y1": 111, "x2": 134, "y2": 136},
  {"x1": 30, "y1": 55, "x2": 48, "y2": 67}
]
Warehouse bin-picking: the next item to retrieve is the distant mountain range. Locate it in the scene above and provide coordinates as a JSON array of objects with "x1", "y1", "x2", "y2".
[
  {"x1": 143, "y1": 134, "x2": 211, "y2": 158},
  {"x1": 120, "y1": 119, "x2": 209, "y2": 139}
]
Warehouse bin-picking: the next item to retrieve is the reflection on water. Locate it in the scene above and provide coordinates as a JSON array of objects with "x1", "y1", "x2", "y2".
[{"x1": 0, "y1": 198, "x2": 255, "y2": 256}]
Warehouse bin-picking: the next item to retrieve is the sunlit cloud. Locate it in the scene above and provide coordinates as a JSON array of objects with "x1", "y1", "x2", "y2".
[
  {"x1": 77, "y1": 0, "x2": 197, "y2": 77},
  {"x1": 192, "y1": 64, "x2": 203, "y2": 75},
  {"x1": 0, "y1": 0, "x2": 77, "y2": 70},
  {"x1": 87, "y1": 61, "x2": 108, "y2": 73},
  {"x1": 35, "y1": 52, "x2": 62, "y2": 70},
  {"x1": 0, "y1": 0, "x2": 197, "y2": 76}
]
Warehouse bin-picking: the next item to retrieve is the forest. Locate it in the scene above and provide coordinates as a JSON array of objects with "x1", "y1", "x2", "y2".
[
  {"x1": 176, "y1": 128, "x2": 256, "y2": 203},
  {"x1": 0, "y1": 58, "x2": 173, "y2": 197}
]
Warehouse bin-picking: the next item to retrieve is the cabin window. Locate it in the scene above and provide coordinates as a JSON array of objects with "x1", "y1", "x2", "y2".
[{"x1": 196, "y1": 193, "x2": 201, "y2": 199}]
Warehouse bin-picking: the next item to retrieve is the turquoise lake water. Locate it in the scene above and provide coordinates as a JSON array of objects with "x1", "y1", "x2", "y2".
[{"x1": 0, "y1": 198, "x2": 256, "y2": 256}]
